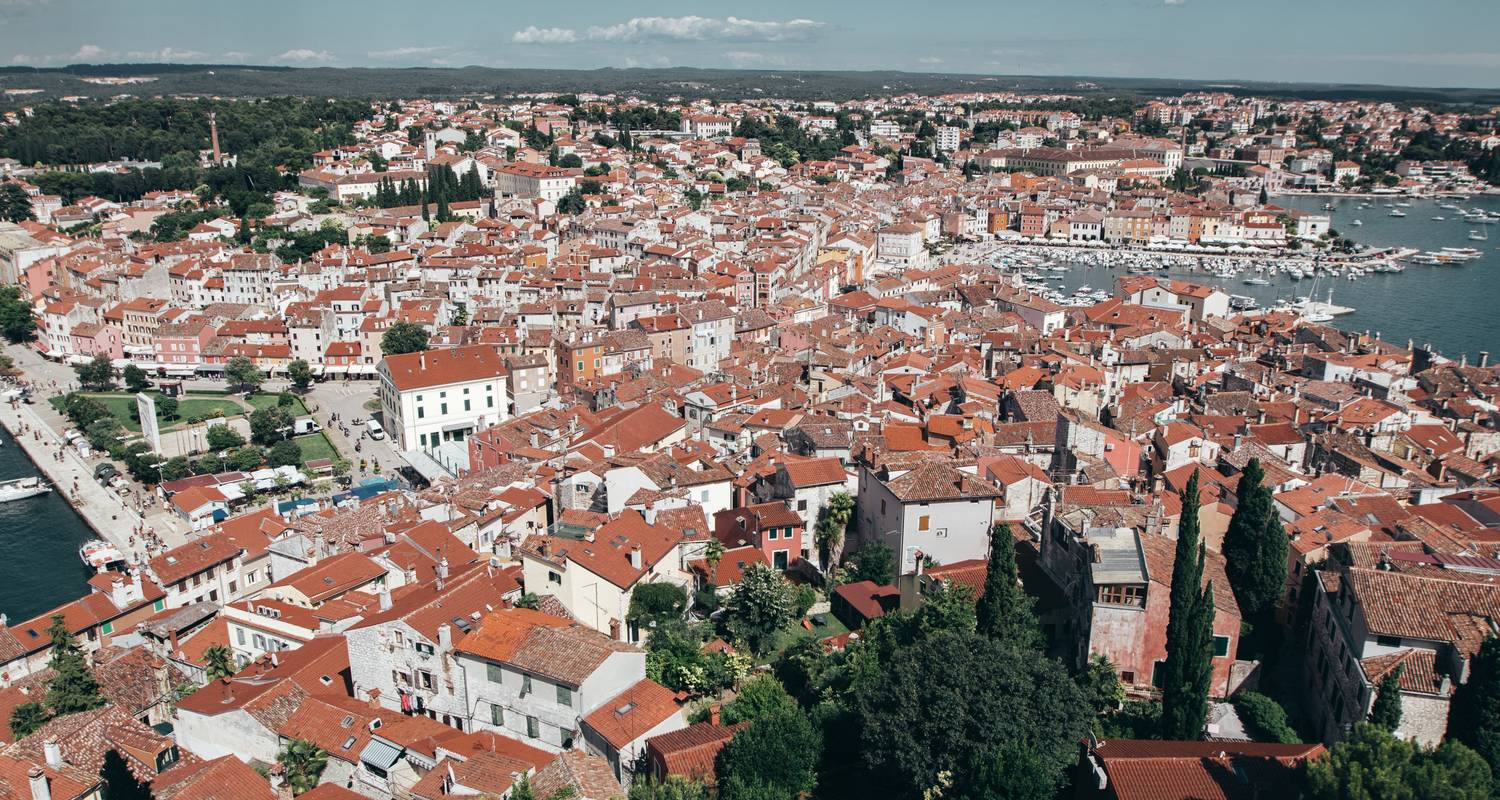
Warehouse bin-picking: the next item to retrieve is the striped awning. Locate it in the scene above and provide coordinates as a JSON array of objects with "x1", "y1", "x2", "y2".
[{"x1": 359, "y1": 738, "x2": 404, "y2": 770}]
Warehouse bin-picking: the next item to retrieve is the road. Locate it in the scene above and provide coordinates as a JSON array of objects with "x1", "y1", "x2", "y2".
[{"x1": 304, "y1": 379, "x2": 406, "y2": 481}]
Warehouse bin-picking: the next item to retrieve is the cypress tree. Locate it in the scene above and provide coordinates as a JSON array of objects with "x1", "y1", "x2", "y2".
[
  {"x1": 1369, "y1": 664, "x2": 1404, "y2": 732},
  {"x1": 1450, "y1": 636, "x2": 1500, "y2": 774},
  {"x1": 43, "y1": 614, "x2": 105, "y2": 715},
  {"x1": 974, "y1": 523, "x2": 1042, "y2": 650},
  {"x1": 1223, "y1": 458, "x2": 1290, "y2": 625},
  {"x1": 1160, "y1": 470, "x2": 1216, "y2": 740}
]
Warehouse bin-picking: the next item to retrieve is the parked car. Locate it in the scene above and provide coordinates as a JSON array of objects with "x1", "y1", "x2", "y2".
[{"x1": 365, "y1": 419, "x2": 385, "y2": 440}]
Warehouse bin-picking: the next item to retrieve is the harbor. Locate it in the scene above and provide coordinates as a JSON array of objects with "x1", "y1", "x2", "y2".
[{"x1": 979, "y1": 194, "x2": 1500, "y2": 360}]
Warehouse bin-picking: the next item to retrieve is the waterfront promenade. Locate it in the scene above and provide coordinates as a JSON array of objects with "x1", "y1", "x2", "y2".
[{"x1": 0, "y1": 397, "x2": 188, "y2": 566}]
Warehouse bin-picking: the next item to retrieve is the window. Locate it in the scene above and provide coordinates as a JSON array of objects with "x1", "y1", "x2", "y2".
[
  {"x1": 880, "y1": 499, "x2": 887, "y2": 515},
  {"x1": 418, "y1": 406, "x2": 425, "y2": 419},
  {"x1": 766, "y1": 528, "x2": 777, "y2": 540},
  {"x1": 918, "y1": 515, "x2": 930, "y2": 531},
  {"x1": 418, "y1": 670, "x2": 435, "y2": 690},
  {"x1": 441, "y1": 403, "x2": 448, "y2": 415},
  {"x1": 521, "y1": 674, "x2": 532, "y2": 695},
  {"x1": 237, "y1": 628, "x2": 246, "y2": 646},
  {"x1": 526, "y1": 716, "x2": 540, "y2": 739},
  {"x1": 1212, "y1": 635, "x2": 1231, "y2": 658},
  {"x1": 1151, "y1": 660, "x2": 1166, "y2": 689},
  {"x1": 464, "y1": 399, "x2": 471, "y2": 411},
  {"x1": 1376, "y1": 635, "x2": 1402, "y2": 647},
  {"x1": 253, "y1": 634, "x2": 266, "y2": 650},
  {"x1": 487, "y1": 396, "x2": 494, "y2": 408},
  {"x1": 797, "y1": 499, "x2": 808, "y2": 511},
  {"x1": 415, "y1": 642, "x2": 435, "y2": 656},
  {"x1": 101, "y1": 621, "x2": 113, "y2": 635},
  {"x1": 490, "y1": 703, "x2": 504, "y2": 727},
  {"x1": 1097, "y1": 584, "x2": 1145, "y2": 607},
  {"x1": 556, "y1": 685, "x2": 572, "y2": 706},
  {"x1": 487, "y1": 663, "x2": 504, "y2": 684},
  {"x1": 548, "y1": 571, "x2": 562, "y2": 585}
]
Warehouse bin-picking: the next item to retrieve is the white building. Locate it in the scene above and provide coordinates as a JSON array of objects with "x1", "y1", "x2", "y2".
[
  {"x1": 856, "y1": 461, "x2": 1003, "y2": 574},
  {"x1": 494, "y1": 163, "x2": 578, "y2": 202},
  {"x1": 378, "y1": 344, "x2": 511, "y2": 453}
]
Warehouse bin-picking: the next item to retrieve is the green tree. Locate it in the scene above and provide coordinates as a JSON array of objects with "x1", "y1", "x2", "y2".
[
  {"x1": 1159, "y1": 470, "x2": 1216, "y2": 741},
  {"x1": 723, "y1": 564, "x2": 794, "y2": 655},
  {"x1": 64, "y1": 393, "x2": 111, "y2": 428},
  {"x1": 1369, "y1": 664, "x2": 1404, "y2": 732},
  {"x1": 853, "y1": 628, "x2": 1090, "y2": 798},
  {"x1": 205, "y1": 423, "x2": 245, "y2": 451},
  {"x1": 159, "y1": 456, "x2": 191, "y2": 482},
  {"x1": 74, "y1": 354, "x2": 115, "y2": 390},
  {"x1": 1448, "y1": 636, "x2": 1500, "y2": 774},
  {"x1": 1232, "y1": 691, "x2": 1299, "y2": 743},
  {"x1": 232, "y1": 446, "x2": 264, "y2": 471},
  {"x1": 1222, "y1": 459, "x2": 1289, "y2": 625},
  {"x1": 156, "y1": 395, "x2": 179, "y2": 421},
  {"x1": 44, "y1": 614, "x2": 106, "y2": 715},
  {"x1": 249, "y1": 406, "x2": 292, "y2": 446},
  {"x1": 1306, "y1": 723, "x2": 1491, "y2": 800},
  {"x1": 627, "y1": 776, "x2": 709, "y2": 800},
  {"x1": 380, "y1": 321, "x2": 429, "y2": 355},
  {"x1": 100, "y1": 749, "x2": 154, "y2": 800},
  {"x1": 1082, "y1": 654, "x2": 1125, "y2": 716},
  {"x1": 628, "y1": 582, "x2": 688, "y2": 629},
  {"x1": 717, "y1": 706, "x2": 820, "y2": 800},
  {"x1": 0, "y1": 285, "x2": 35, "y2": 343},
  {"x1": 974, "y1": 523, "x2": 1042, "y2": 650},
  {"x1": 276, "y1": 739, "x2": 328, "y2": 796},
  {"x1": 203, "y1": 645, "x2": 237, "y2": 682},
  {"x1": 0, "y1": 182, "x2": 36, "y2": 223},
  {"x1": 814, "y1": 491, "x2": 854, "y2": 573},
  {"x1": 847, "y1": 543, "x2": 895, "y2": 586},
  {"x1": 722, "y1": 674, "x2": 798, "y2": 725},
  {"x1": 122, "y1": 364, "x2": 148, "y2": 393},
  {"x1": 224, "y1": 356, "x2": 262, "y2": 393},
  {"x1": 9, "y1": 702, "x2": 47, "y2": 740},
  {"x1": 85, "y1": 416, "x2": 120, "y2": 452},
  {"x1": 287, "y1": 359, "x2": 313, "y2": 391},
  {"x1": 268, "y1": 439, "x2": 302, "y2": 469},
  {"x1": 195, "y1": 453, "x2": 224, "y2": 475}
]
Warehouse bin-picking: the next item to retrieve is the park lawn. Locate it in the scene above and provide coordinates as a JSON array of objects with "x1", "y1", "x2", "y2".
[
  {"x1": 247, "y1": 393, "x2": 310, "y2": 416},
  {"x1": 292, "y1": 432, "x2": 339, "y2": 463},
  {"x1": 762, "y1": 613, "x2": 849, "y2": 663},
  {"x1": 60, "y1": 392, "x2": 245, "y2": 432}
]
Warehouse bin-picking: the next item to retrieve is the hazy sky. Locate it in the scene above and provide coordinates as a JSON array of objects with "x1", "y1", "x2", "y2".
[{"x1": 2, "y1": 0, "x2": 1497, "y2": 88}]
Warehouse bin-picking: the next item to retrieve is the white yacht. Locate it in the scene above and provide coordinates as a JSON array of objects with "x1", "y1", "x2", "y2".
[{"x1": 0, "y1": 476, "x2": 49, "y2": 503}]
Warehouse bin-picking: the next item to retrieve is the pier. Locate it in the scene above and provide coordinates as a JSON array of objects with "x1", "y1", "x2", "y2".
[{"x1": 0, "y1": 397, "x2": 165, "y2": 566}]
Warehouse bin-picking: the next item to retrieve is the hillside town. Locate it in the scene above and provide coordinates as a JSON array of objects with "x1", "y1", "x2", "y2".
[{"x1": 0, "y1": 84, "x2": 1495, "y2": 800}]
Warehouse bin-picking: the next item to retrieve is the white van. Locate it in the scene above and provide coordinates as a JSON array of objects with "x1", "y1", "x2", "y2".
[{"x1": 365, "y1": 419, "x2": 385, "y2": 440}]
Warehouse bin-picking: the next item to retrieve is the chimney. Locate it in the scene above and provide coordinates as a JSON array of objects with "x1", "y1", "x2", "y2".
[
  {"x1": 378, "y1": 589, "x2": 392, "y2": 612},
  {"x1": 28, "y1": 768, "x2": 49, "y2": 800},
  {"x1": 43, "y1": 739, "x2": 61, "y2": 770},
  {"x1": 608, "y1": 618, "x2": 621, "y2": 640},
  {"x1": 709, "y1": 705, "x2": 722, "y2": 726},
  {"x1": 628, "y1": 545, "x2": 643, "y2": 570},
  {"x1": 437, "y1": 624, "x2": 453, "y2": 652},
  {"x1": 1483, "y1": 352, "x2": 1491, "y2": 369}
]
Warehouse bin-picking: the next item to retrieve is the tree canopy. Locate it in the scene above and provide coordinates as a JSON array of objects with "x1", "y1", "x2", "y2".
[
  {"x1": 975, "y1": 522, "x2": 1042, "y2": 650},
  {"x1": 380, "y1": 321, "x2": 430, "y2": 355},
  {"x1": 1159, "y1": 470, "x2": 1216, "y2": 741}
]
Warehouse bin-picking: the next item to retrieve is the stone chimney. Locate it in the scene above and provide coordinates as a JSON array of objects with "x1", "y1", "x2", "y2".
[
  {"x1": 628, "y1": 545, "x2": 643, "y2": 570},
  {"x1": 43, "y1": 739, "x2": 61, "y2": 770},
  {"x1": 709, "y1": 705, "x2": 721, "y2": 726},
  {"x1": 437, "y1": 624, "x2": 453, "y2": 652},
  {"x1": 28, "y1": 768, "x2": 49, "y2": 800},
  {"x1": 378, "y1": 589, "x2": 392, "y2": 612}
]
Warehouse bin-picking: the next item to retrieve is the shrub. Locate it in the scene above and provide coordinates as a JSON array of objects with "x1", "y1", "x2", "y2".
[{"x1": 1233, "y1": 691, "x2": 1300, "y2": 743}]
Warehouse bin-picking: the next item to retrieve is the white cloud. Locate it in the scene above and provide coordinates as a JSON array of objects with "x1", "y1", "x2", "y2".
[
  {"x1": 917, "y1": 56, "x2": 944, "y2": 65},
  {"x1": 9, "y1": 53, "x2": 34, "y2": 65},
  {"x1": 514, "y1": 15, "x2": 829, "y2": 45},
  {"x1": 623, "y1": 54, "x2": 671, "y2": 68},
  {"x1": 275, "y1": 48, "x2": 333, "y2": 63},
  {"x1": 221, "y1": 51, "x2": 251, "y2": 61},
  {"x1": 1163, "y1": 0, "x2": 1188, "y2": 5},
  {"x1": 511, "y1": 26, "x2": 579, "y2": 44},
  {"x1": 70, "y1": 44, "x2": 111, "y2": 61},
  {"x1": 367, "y1": 45, "x2": 447, "y2": 61},
  {"x1": 126, "y1": 47, "x2": 207, "y2": 62},
  {"x1": 724, "y1": 51, "x2": 786, "y2": 68}
]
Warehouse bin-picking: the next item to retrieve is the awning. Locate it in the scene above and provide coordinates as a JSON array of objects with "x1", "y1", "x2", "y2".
[{"x1": 359, "y1": 739, "x2": 404, "y2": 771}]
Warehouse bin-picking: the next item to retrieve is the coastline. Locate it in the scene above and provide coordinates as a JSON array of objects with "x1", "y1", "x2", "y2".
[{"x1": 0, "y1": 398, "x2": 148, "y2": 566}]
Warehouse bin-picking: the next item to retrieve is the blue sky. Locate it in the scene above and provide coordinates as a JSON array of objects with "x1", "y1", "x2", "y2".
[{"x1": 1, "y1": 0, "x2": 1496, "y2": 88}]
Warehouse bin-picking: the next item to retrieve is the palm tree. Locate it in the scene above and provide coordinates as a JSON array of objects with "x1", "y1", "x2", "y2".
[
  {"x1": 203, "y1": 645, "x2": 237, "y2": 682},
  {"x1": 814, "y1": 491, "x2": 855, "y2": 575},
  {"x1": 277, "y1": 739, "x2": 328, "y2": 796},
  {"x1": 704, "y1": 538, "x2": 725, "y2": 573}
]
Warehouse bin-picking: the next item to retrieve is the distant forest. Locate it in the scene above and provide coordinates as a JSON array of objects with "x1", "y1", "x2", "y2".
[{"x1": 1, "y1": 64, "x2": 1497, "y2": 106}]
